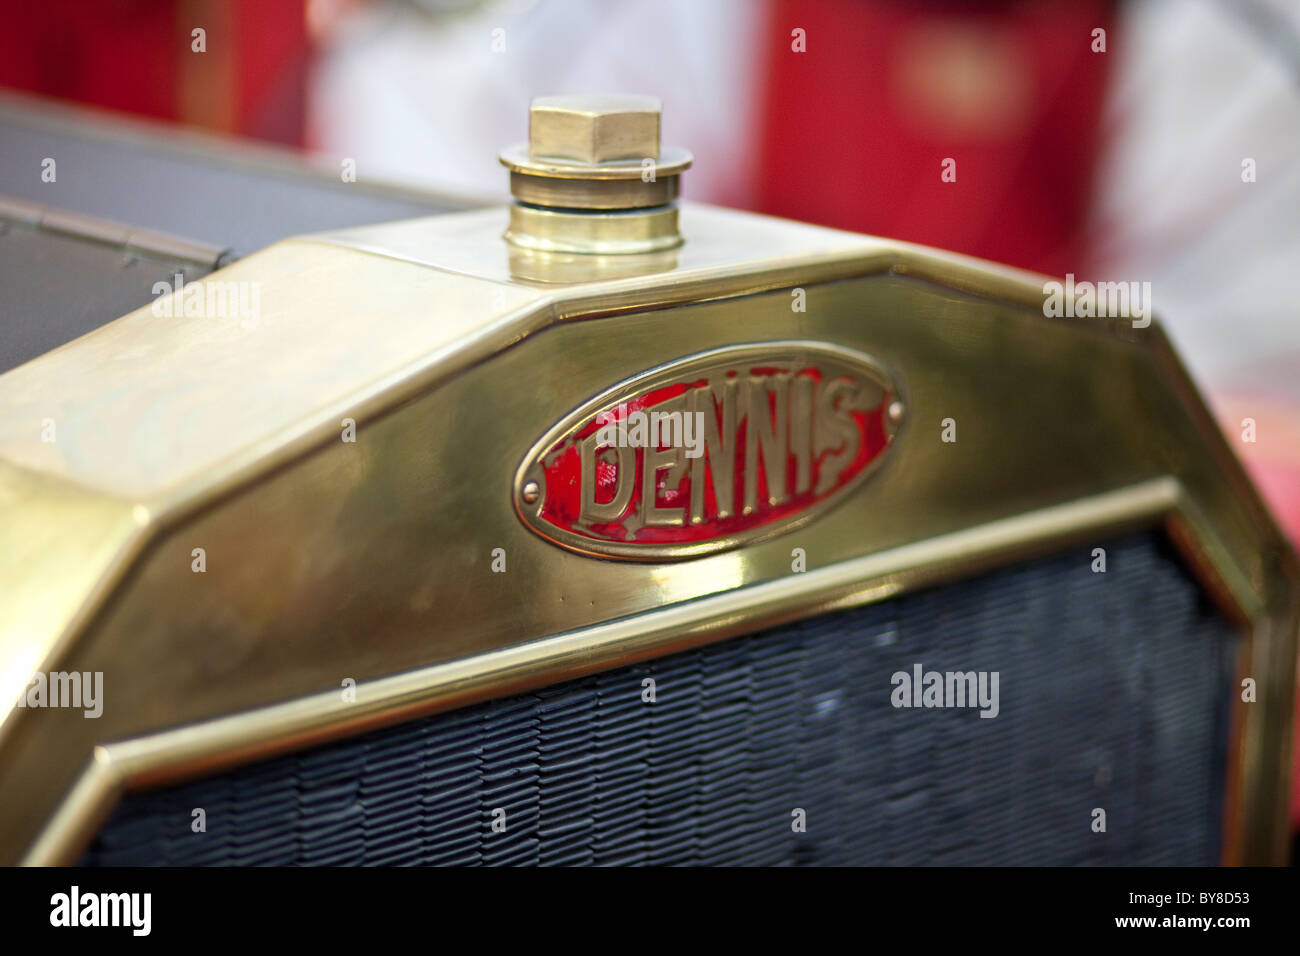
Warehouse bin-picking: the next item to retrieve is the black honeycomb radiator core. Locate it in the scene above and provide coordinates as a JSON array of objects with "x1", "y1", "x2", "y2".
[{"x1": 82, "y1": 532, "x2": 1237, "y2": 866}]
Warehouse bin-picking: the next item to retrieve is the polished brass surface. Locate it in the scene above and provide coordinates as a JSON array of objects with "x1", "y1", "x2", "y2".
[
  {"x1": 506, "y1": 244, "x2": 680, "y2": 285},
  {"x1": 498, "y1": 142, "x2": 693, "y2": 181},
  {"x1": 0, "y1": 201, "x2": 1296, "y2": 866},
  {"x1": 528, "y1": 93, "x2": 661, "y2": 164},
  {"x1": 505, "y1": 203, "x2": 682, "y2": 254},
  {"x1": 507, "y1": 171, "x2": 678, "y2": 210}
]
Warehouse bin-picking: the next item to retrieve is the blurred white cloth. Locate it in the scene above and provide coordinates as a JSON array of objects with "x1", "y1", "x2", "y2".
[
  {"x1": 308, "y1": 0, "x2": 764, "y2": 207},
  {"x1": 1086, "y1": 0, "x2": 1300, "y2": 401},
  {"x1": 1089, "y1": 0, "x2": 1300, "y2": 591}
]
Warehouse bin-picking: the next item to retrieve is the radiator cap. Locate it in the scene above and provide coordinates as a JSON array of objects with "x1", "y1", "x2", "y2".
[{"x1": 499, "y1": 93, "x2": 692, "y2": 254}]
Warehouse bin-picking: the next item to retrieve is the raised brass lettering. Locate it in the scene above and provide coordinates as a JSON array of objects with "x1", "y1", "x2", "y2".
[
  {"x1": 744, "y1": 371, "x2": 790, "y2": 513},
  {"x1": 690, "y1": 378, "x2": 737, "y2": 522},
  {"x1": 579, "y1": 436, "x2": 634, "y2": 523}
]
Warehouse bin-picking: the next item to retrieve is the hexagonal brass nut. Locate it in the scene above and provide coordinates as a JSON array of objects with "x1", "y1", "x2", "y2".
[{"x1": 529, "y1": 94, "x2": 661, "y2": 164}]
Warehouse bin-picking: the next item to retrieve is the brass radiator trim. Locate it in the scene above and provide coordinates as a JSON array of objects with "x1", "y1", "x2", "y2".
[
  {"x1": 2, "y1": 204, "x2": 1296, "y2": 866},
  {"x1": 20, "y1": 479, "x2": 1284, "y2": 865}
]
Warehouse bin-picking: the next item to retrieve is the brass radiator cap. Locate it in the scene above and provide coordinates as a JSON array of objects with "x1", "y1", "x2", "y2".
[{"x1": 499, "y1": 93, "x2": 692, "y2": 254}]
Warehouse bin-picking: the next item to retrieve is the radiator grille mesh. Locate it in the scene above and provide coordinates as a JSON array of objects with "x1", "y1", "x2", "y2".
[{"x1": 82, "y1": 532, "x2": 1236, "y2": 865}]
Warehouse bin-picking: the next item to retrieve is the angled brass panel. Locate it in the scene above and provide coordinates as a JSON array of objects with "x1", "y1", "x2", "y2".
[
  {"x1": 0, "y1": 203, "x2": 1295, "y2": 865},
  {"x1": 0, "y1": 463, "x2": 144, "y2": 734}
]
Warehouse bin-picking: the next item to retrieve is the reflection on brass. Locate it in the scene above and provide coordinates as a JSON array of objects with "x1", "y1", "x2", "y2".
[
  {"x1": 498, "y1": 142, "x2": 694, "y2": 182},
  {"x1": 508, "y1": 171, "x2": 678, "y2": 210},
  {"x1": 505, "y1": 203, "x2": 682, "y2": 255},
  {"x1": 0, "y1": 197, "x2": 1296, "y2": 866},
  {"x1": 506, "y1": 244, "x2": 680, "y2": 284},
  {"x1": 527, "y1": 92, "x2": 655, "y2": 165},
  {"x1": 528, "y1": 93, "x2": 661, "y2": 164}
]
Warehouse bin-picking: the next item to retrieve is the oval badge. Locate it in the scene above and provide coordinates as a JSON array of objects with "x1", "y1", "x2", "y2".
[{"x1": 514, "y1": 341, "x2": 903, "y2": 560}]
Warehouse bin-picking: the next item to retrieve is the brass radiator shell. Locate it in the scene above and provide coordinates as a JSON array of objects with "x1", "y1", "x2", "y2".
[{"x1": 0, "y1": 203, "x2": 1294, "y2": 865}]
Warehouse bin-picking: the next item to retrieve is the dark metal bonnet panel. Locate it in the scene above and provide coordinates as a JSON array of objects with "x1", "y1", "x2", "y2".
[
  {"x1": 0, "y1": 91, "x2": 474, "y2": 374},
  {"x1": 0, "y1": 91, "x2": 471, "y2": 257}
]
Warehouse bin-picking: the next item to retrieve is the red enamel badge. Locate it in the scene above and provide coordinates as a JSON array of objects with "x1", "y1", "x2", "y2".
[{"x1": 515, "y1": 342, "x2": 903, "y2": 560}]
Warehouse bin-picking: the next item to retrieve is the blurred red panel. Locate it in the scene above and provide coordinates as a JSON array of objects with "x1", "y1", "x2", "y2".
[
  {"x1": 0, "y1": 0, "x2": 178, "y2": 119},
  {"x1": 0, "y1": 0, "x2": 307, "y2": 145},
  {"x1": 753, "y1": 0, "x2": 1115, "y2": 276}
]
